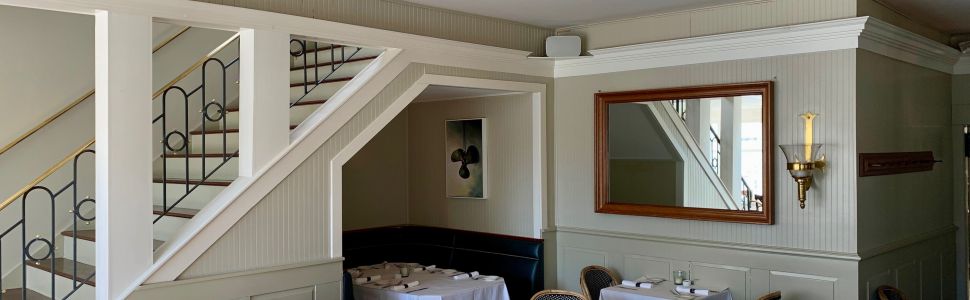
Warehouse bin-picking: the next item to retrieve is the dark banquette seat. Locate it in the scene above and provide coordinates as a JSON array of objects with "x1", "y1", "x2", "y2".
[{"x1": 343, "y1": 225, "x2": 544, "y2": 299}]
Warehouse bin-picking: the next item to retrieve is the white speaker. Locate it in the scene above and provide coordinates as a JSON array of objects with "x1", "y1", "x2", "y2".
[{"x1": 545, "y1": 36, "x2": 581, "y2": 57}]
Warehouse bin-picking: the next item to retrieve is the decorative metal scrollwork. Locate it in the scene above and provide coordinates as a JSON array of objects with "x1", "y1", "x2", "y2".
[
  {"x1": 164, "y1": 130, "x2": 188, "y2": 152},
  {"x1": 74, "y1": 197, "x2": 95, "y2": 221},
  {"x1": 203, "y1": 101, "x2": 225, "y2": 122},
  {"x1": 25, "y1": 237, "x2": 54, "y2": 261}
]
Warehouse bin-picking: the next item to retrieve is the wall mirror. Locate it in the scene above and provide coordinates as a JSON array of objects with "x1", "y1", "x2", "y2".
[{"x1": 594, "y1": 82, "x2": 774, "y2": 224}]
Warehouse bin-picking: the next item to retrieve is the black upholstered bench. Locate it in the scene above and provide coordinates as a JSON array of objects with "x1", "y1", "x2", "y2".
[{"x1": 343, "y1": 225, "x2": 544, "y2": 299}]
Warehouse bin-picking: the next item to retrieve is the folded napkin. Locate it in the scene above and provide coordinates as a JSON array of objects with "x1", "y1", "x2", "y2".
[
  {"x1": 621, "y1": 280, "x2": 653, "y2": 288},
  {"x1": 413, "y1": 265, "x2": 436, "y2": 272},
  {"x1": 451, "y1": 273, "x2": 472, "y2": 280},
  {"x1": 390, "y1": 281, "x2": 421, "y2": 291},
  {"x1": 346, "y1": 269, "x2": 361, "y2": 278},
  {"x1": 675, "y1": 286, "x2": 710, "y2": 296},
  {"x1": 470, "y1": 271, "x2": 481, "y2": 279},
  {"x1": 353, "y1": 275, "x2": 382, "y2": 284}
]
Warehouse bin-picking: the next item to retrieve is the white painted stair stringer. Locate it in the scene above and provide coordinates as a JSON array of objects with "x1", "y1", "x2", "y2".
[{"x1": 127, "y1": 48, "x2": 406, "y2": 293}]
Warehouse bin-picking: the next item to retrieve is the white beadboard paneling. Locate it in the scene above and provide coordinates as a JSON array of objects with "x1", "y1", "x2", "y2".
[
  {"x1": 556, "y1": 229, "x2": 856, "y2": 298},
  {"x1": 407, "y1": 93, "x2": 534, "y2": 237},
  {"x1": 342, "y1": 111, "x2": 409, "y2": 231},
  {"x1": 179, "y1": 63, "x2": 551, "y2": 279},
  {"x1": 191, "y1": 0, "x2": 551, "y2": 54},
  {"x1": 858, "y1": 229, "x2": 955, "y2": 299},
  {"x1": 558, "y1": 0, "x2": 857, "y2": 50},
  {"x1": 554, "y1": 50, "x2": 857, "y2": 254}
]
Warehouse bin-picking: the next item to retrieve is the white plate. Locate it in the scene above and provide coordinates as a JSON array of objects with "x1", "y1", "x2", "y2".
[
  {"x1": 480, "y1": 275, "x2": 500, "y2": 281},
  {"x1": 441, "y1": 269, "x2": 458, "y2": 275}
]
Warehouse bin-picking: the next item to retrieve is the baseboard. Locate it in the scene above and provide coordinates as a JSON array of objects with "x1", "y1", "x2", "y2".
[{"x1": 129, "y1": 258, "x2": 344, "y2": 300}]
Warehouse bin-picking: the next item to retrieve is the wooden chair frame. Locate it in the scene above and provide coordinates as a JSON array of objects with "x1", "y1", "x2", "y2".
[
  {"x1": 530, "y1": 289, "x2": 589, "y2": 300},
  {"x1": 579, "y1": 265, "x2": 621, "y2": 300}
]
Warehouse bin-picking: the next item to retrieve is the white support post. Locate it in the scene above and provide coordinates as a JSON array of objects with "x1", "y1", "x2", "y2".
[
  {"x1": 94, "y1": 10, "x2": 153, "y2": 299},
  {"x1": 238, "y1": 28, "x2": 290, "y2": 177}
]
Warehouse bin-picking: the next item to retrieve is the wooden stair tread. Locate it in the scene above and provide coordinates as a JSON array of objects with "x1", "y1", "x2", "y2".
[
  {"x1": 62, "y1": 230, "x2": 165, "y2": 249},
  {"x1": 1, "y1": 288, "x2": 47, "y2": 300},
  {"x1": 226, "y1": 99, "x2": 327, "y2": 112},
  {"x1": 153, "y1": 178, "x2": 232, "y2": 186},
  {"x1": 153, "y1": 205, "x2": 199, "y2": 219},
  {"x1": 27, "y1": 258, "x2": 95, "y2": 286},
  {"x1": 189, "y1": 125, "x2": 298, "y2": 135},
  {"x1": 299, "y1": 44, "x2": 345, "y2": 55},
  {"x1": 290, "y1": 55, "x2": 378, "y2": 71},
  {"x1": 290, "y1": 76, "x2": 353, "y2": 87}
]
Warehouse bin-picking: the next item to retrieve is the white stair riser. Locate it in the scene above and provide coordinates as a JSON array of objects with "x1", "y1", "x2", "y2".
[
  {"x1": 154, "y1": 216, "x2": 190, "y2": 242},
  {"x1": 290, "y1": 47, "x2": 382, "y2": 68},
  {"x1": 188, "y1": 132, "x2": 239, "y2": 153},
  {"x1": 61, "y1": 237, "x2": 96, "y2": 266},
  {"x1": 25, "y1": 266, "x2": 95, "y2": 299},
  {"x1": 158, "y1": 157, "x2": 238, "y2": 181},
  {"x1": 205, "y1": 104, "x2": 322, "y2": 130},
  {"x1": 289, "y1": 59, "x2": 371, "y2": 84},
  {"x1": 154, "y1": 183, "x2": 227, "y2": 210},
  {"x1": 290, "y1": 81, "x2": 348, "y2": 102}
]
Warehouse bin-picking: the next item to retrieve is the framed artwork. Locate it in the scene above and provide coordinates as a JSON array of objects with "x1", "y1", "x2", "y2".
[{"x1": 445, "y1": 118, "x2": 486, "y2": 198}]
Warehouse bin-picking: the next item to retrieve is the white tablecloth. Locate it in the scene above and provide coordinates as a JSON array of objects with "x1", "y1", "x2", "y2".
[
  {"x1": 351, "y1": 264, "x2": 511, "y2": 300},
  {"x1": 600, "y1": 281, "x2": 733, "y2": 300}
]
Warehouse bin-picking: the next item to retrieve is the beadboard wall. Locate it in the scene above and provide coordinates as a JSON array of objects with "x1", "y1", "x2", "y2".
[
  {"x1": 191, "y1": 0, "x2": 551, "y2": 54},
  {"x1": 556, "y1": 0, "x2": 856, "y2": 50},
  {"x1": 952, "y1": 74, "x2": 970, "y2": 300},
  {"x1": 179, "y1": 63, "x2": 552, "y2": 279}
]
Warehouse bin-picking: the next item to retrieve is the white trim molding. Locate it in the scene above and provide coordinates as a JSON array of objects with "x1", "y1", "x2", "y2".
[
  {"x1": 858, "y1": 17, "x2": 963, "y2": 74},
  {"x1": 554, "y1": 16, "x2": 967, "y2": 77},
  {"x1": 956, "y1": 55, "x2": 970, "y2": 75}
]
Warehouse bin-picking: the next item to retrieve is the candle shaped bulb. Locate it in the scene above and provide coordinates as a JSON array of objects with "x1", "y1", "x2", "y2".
[{"x1": 800, "y1": 112, "x2": 817, "y2": 161}]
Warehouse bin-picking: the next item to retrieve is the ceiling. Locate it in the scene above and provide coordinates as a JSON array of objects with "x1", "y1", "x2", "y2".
[
  {"x1": 401, "y1": 0, "x2": 751, "y2": 28},
  {"x1": 877, "y1": 0, "x2": 970, "y2": 34},
  {"x1": 414, "y1": 85, "x2": 523, "y2": 102}
]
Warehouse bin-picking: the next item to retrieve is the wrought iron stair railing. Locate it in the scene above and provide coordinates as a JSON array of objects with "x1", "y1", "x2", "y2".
[{"x1": 289, "y1": 39, "x2": 363, "y2": 107}]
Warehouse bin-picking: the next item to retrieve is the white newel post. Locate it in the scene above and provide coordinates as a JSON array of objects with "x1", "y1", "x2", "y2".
[
  {"x1": 94, "y1": 10, "x2": 153, "y2": 299},
  {"x1": 239, "y1": 28, "x2": 290, "y2": 177}
]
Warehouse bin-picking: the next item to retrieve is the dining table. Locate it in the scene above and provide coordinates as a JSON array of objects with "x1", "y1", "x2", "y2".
[
  {"x1": 350, "y1": 263, "x2": 511, "y2": 300},
  {"x1": 599, "y1": 280, "x2": 734, "y2": 300}
]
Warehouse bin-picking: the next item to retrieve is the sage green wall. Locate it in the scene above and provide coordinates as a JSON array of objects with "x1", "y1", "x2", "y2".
[
  {"x1": 408, "y1": 94, "x2": 536, "y2": 238},
  {"x1": 855, "y1": 49, "x2": 955, "y2": 299},
  {"x1": 951, "y1": 74, "x2": 970, "y2": 300},
  {"x1": 342, "y1": 111, "x2": 409, "y2": 231},
  {"x1": 191, "y1": 0, "x2": 551, "y2": 54}
]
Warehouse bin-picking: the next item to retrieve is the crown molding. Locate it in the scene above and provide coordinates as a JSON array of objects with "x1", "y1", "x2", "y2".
[
  {"x1": 858, "y1": 17, "x2": 962, "y2": 74},
  {"x1": 955, "y1": 55, "x2": 970, "y2": 75},
  {"x1": 555, "y1": 16, "x2": 967, "y2": 77}
]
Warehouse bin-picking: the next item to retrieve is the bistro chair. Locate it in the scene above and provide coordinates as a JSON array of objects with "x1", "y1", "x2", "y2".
[
  {"x1": 579, "y1": 265, "x2": 620, "y2": 300},
  {"x1": 530, "y1": 289, "x2": 589, "y2": 300},
  {"x1": 873, "y1": 285, "x2": 907, "y2": 300},
  {"x1": 757, "y1": 291, "x2": 781, "y2": 300}
]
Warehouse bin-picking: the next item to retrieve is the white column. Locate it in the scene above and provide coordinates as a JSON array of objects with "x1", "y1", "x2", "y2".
[
  {"x1": 94, "y1": 10, "x2": 153, "y2": 299},
  {"x1": 720, "y1": 97, "x2": 742, "y2": 196},
  {"x1": 687, "y1": 101, "x2": 713, "y2": 158},
  {"x1": 238, "y1": 28, "x2": 290, "y2": 177}
]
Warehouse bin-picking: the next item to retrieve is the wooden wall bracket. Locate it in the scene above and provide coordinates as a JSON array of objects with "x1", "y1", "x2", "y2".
[{"x1": 858, "y1": 151, "x2": 941, "y2": 177}]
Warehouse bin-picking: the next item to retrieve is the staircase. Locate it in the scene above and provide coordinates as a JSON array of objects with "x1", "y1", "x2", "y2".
[{"x1": 3, "y1": 33, "x2": 381, "y2": 299}]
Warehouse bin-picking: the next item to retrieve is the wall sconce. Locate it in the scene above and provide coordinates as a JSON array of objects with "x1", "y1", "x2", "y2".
[{"x1": 778, "y1": 112, "x2": 825, "y2": 209}]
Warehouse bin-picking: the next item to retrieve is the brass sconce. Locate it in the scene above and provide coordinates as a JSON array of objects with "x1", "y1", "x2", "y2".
[{"x1": 778, "y1": 113, "x2": 825, "y2": 209}]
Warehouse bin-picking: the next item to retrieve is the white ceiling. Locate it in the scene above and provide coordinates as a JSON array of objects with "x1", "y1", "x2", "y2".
[
  {"x1": 877, "y1": 0, "x2": 970, "y2": 34},
  {"x1": 414, "y1": 85, "x2": 523, "y2": 102},
  {"x1": 402, "y1": 0, "x2": 751, "y2": 28}
]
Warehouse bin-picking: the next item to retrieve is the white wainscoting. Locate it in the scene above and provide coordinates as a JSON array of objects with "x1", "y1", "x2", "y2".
[
  {"x1": 554, "y1": 229, "x2": 855, "y2": 300},
  {"x1": 858, "y1": 227, "x2": 956, "y2": 299}
]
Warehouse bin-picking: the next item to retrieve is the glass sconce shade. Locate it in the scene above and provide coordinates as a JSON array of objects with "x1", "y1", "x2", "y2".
[{"x1": 779, "y1": 144, "x2": 823, "y2": 177}]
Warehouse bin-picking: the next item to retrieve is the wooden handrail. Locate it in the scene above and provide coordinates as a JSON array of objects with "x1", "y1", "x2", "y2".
[{"x1": 0, "y1": 26, "x2": 191, "y2": 159}]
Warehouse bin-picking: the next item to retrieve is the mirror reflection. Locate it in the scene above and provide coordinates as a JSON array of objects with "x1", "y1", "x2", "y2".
[{"x1": 607, "y1": 96, "x2": 764, "y2": 211}]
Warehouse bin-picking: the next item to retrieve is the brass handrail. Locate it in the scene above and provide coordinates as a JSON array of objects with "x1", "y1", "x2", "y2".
[
  {"x1": 0, "y1": 139, "x2": 95, "y2": 212},
  {"x1": 0, "y1": 28, "x2": 238, "y2": 211},
  {"x1": 152, "y1": 32, "x2": 240, "y2": 100},
  {"x1": 0, "y1": 26, "x2": 191, "y2": 159}
]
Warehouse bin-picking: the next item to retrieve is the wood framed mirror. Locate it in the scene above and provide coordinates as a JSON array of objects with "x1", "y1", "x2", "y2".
[{"x1": 594, "y1": 82, "x2": 774, "y2": 224}]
